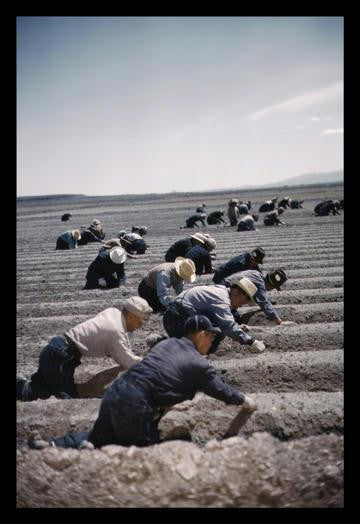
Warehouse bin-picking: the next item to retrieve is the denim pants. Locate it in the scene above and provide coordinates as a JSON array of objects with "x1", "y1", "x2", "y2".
[
  {"x1": 138, "y1": 279, "x2": 165, "y2": 313},
  {"x1": 21, "y1": 336, "x2": 81, "y2": 401}
]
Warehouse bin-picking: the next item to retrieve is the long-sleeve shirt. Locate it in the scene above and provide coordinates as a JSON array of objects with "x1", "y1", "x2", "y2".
[
  {"x1": 173, "y1": 285, "x2": 254, "y2": 345},
  {"x1": 227, "y1": 205, "x2": 240, "y2": 222},
  {"x1": 186, "y1": 214, "x2": 206, "y2": 227},
  {"x1": 213, "y1": 252, "x2": 257, "y2": 283},
  {"x1": 207, "y1": 211, "x2": 225, "y2": 223},
  {"x1": 86, "y1": 250, "x2": 125, "y2": 287},
  {"x1": 237, "y1": 204, "x2": 249, "y2": 215},
  {"x1": 65, "y1": 308, "x2": 141, "y2": 369},
  {"x1": 185, "y1": 244, "x2": 213, "y2": 275},
  {"x1": 238, "y1": 214, "x2": 256, "y2": 230},
  {"x1": 165, "y1": 238, "x2": 193, "y2": 262},
  {"x1": 78, "y1": 229, "x2": 103, "y2": 245},
  {"x1": 144, "y1": 262, "x2": 184, "y2": 307},
  {"x1": 225, "y1": 269, "x2": 278, "y2": 320},
  {"x1": 58, "y1": 231, "x2": 77, "y2": 249},
  {"x1": 124, "y1": 336, "x2": 245, "y2": 408},
  {"x1": 264, "y1": 211, "x2": 282, "y2": 225}
]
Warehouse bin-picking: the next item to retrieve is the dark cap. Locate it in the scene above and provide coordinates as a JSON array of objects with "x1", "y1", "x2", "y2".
[
  {"x1": 250, "y1": 247, "x2": 265, "y2": 263},
  {"x1": 183, "y1": 315, "x2": 222, "y2": 335},
  {"x1": 267, "y1": 269, "x2": 287, "y2": 290}
]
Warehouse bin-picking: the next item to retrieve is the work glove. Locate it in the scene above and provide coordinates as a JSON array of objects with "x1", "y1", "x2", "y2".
[
  {"x1": 98, "y1": 277, "x2": 107, "y2": 288},
  {"x1": 249, "y1": 339, "x2": 265, "y2": 353},
  {"x1": 242, "y1": 395, "x2": 257, "y2": 413},
  {"x1": 280, "y1": 320, "x2": 297, "y2": 326}
]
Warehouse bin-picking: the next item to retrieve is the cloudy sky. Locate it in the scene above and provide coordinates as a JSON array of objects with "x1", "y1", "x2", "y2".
[{"x1": 17, "y1": 16, "x2": 343, "y2": 196}]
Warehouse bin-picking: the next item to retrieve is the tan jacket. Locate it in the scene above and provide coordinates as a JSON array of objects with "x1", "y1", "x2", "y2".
[{"x1": 65, "y1": 308, "x2": 141, "y2": 369}]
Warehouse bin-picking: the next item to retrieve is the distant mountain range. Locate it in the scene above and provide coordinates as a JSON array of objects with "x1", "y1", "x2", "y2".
[{"x1": 226, "y1": 170, "x2": 343, "y2": 190}]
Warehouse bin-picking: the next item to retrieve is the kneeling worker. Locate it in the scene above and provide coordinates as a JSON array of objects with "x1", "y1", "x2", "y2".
[
  {"x1": 55, "y1": 229, "x2": 81, "y2": 250},
  {"x1": 30, "y1": 315, "x2": 255, "y2": 449},
  {"x1": 17, "y1": 297, "x2": 153, "y2": 402},
  {"x1": 138, "y1": 257, "x2": 196, "y2": 313},
  {"x1": 84, "y1": 247, "x2": 127, "y2": 289}
]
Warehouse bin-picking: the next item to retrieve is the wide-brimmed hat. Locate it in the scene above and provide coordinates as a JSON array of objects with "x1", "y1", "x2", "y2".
[
  {"x1": 109, "y1": 247, "x2": 127, "y2": 264},
  {"x1": 267, "y1": 269, "x2": 287, "y2": 290},
  {"x1": 229, "y1": 276, "x2": 257, "y2": 304},
  {"x1": 200, "y1": 213, "x2": 207, "y2": 218},
  {"x1": 204, "y1": 237, "x2": 216, "y2": 251},
  {"x1": 190, "y1": 233, "x2": 206, "y2": 244},
  {"x1": 124, "y1": 296, "x2": 153, "y2": 320},
  {"x1": 183, "y1": 315, "x2": 222, "y2": 335},
  {"x1": 174, "y1": 257, "x2": 196, "y2": 283},
  {"x1": 72, "y1": 229, "x2": 81, "y2": 241},
  {"x1": 250, "y1": 247, "x2": 265, "y2": 263}
]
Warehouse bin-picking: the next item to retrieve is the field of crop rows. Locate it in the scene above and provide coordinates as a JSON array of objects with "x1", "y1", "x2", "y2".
[{"x1": 17, "y1": 183, "x2": 343, "y2": 507}]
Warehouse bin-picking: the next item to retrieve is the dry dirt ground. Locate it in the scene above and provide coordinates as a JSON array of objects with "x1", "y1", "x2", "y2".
[{"x1": 16, "y1": 183, "x2": 343, "y2": 508}]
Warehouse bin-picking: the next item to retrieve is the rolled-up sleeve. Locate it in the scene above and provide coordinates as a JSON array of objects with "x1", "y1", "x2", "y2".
[{"x1": 198, "y1": 366, "x2": 245, "y2": 404}]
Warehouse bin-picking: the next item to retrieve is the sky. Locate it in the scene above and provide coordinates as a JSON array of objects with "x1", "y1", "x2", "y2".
[{"x1": 17, "y1": 16, "x2": 343, "y2": 196}]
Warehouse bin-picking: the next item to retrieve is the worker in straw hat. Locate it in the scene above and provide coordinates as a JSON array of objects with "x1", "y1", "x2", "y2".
[
  {"x1": 163, "y1": 276, "x2": 266, "y2": 354},
  {"x1": 29, "y1": 314, "x2": 256, "y2": 450},
  {"x1": 138, "y1": 257, "x2": 197, "y2": 313},
  {"x1": 84, "y1": 246, "x2": 127, "y2": 289},
  {"x1": 17, "y1": 297, "x2": 153, "y2": 403},
  {"x1": 164, "y1": 232, "x2": 207, "y2": 262},
  {"x1": 185, "y1": 235, "x2": 217, "y2": 275},
  {"x1": 55, "y1": 229, "x2": 82, "y2": 250},
  {"x1": 223, "y1": 268, "x2": 295, "y2": 327}
]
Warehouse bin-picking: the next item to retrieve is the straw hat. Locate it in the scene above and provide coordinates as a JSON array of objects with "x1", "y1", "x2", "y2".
[
  {"x1": 190, "y1": 233, "x2": 206, "y2": 244},
  {"x1": 174, "y1": 257, "x2": 196, "y2": 283},
  {"x1": 72, "y1": 229, "x2": 81, "y2": 241},
  {"x1": 204, "y1": 237, "x2": 216, "y2": 251},
  {"x1": 109, "y1": 247, "x2": 127, "y2": 264},
  {"x1": 229, "y1": 276, "x2": 257, "y2": 304}
]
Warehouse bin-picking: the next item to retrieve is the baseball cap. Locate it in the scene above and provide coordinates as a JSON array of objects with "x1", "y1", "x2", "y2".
[
  {"x1": 124, "y1": 296, "x2": 153, "y2": 320},
  {"x1": 267, "y1": 269, "x2": 287, "y2": 290},
  {"x1": 183, "y1": 315, "x2": 222, "y2": 335},
  {"x1": 250, "y1": 247, "x2": 265, "y2": 263}
]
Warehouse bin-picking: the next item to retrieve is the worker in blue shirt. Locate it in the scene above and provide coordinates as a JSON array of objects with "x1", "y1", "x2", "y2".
[
  {"x1": 212, "y1": 247, "x2": 266, "y2": 284},
  {"x1": 29, "y1": 315, "x2": 256, "y2": 450},
  {"x1": 163, "y1": 277, "x2": 266, "y2": 354},
  {"x1": 164, "y1": 233, "x2": 206, "y2": 262},
  {"x1": 182, "y1": 213, "x2": 207, "y2": 228},
  {"x1": 185, "y1": 237, "x2": 216, "y2": 275},
  {"x1": 55, "y1": 229, "x2": 81, "y2": 250}
]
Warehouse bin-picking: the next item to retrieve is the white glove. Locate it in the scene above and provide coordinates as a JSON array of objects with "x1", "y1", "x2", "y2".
[
  {"x1": 250, "y1": 339, "x2": 265, "y2": 353},
  {"x1": 280, "y1": 320, "x2": 297, "y2": 326},
  {"x1": 98, "y1": 277, "x2": 107, "y2": 288},
  {"x1": 242, "y1": 395, "x2": 257, "y2": 413}
]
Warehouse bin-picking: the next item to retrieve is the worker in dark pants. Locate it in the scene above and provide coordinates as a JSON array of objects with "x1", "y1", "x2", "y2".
[
  {"x1": 55, "y1": 229, "x2": 81, "y2": 250},
  {"x1": 164, "y1": 233, "x2": 206, "y2": 262},
  {"x1": 314, "y1": 200, "x2": 341, "y2": 216},
  {"x1": 290, "y1": 200, "x2": 304, "y2": 209},
  {"x1": 185, "y1": 237, "x2": 216, "y2": 275},
  {"x1": 263, "y1": 207, "x2": 285, "y2": 226},
  {"x1": 163, "y1": 277, "x2": 266, "y2": 354},
  {"x1": 227, "y1": 199, "x2": 240, "y2": 226},
  {"x1": 61, "y1": 213, "x2": 72, "y2": 222},
  {"x1": 278, "y1": 197, "x2": 291, "y2": 209},
  {"x1": 17, "y1": 297, "x2": 153, "y2": 403},
  {"x1": 29, "y1": 315, "x2": 256, "y2": 450},
  {"x1": 237, "y1": 214, "x2": 259, "y2": 231},
  {"x1": 207, "y1": 210, "x2": 226, "y2": 225},
  {"x1": 84, "y1": 247, "x2": 127, "y2": 289},
  {"x1": 258, "y1": 198, "x2": 277, "y2": 213},
  {"x1": 212, "y1": 247, "x2": 265, "y2": 284},
  {"x1": 138, "y1": 258, "x2": 196, "y2": 313},
  {"x1": 182, "y1": 213, "x2": 207, "y2": 228}
]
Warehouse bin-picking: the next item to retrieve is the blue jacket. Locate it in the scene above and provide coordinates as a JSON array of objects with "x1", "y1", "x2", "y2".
[
  {"x1": 86, "y1": 250, "x2": 125, "y2": 287},
  {"x1": 124, "y1": 336, "x2": 245, "y2": 407},
  {"x1": 225, "y1": 269, "x2": 277, "y2": 320},
  {"x1": 185, "y1": 244, "x2": 213, "y2": 275},
  {"x1": 58, "y1": 231, "x2": 77, "y2": 249},
  {"x1": 213, "y1": 252, "x2": 256, "y2": 283}
]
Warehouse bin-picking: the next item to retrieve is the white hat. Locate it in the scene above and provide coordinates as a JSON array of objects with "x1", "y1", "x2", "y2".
[
  {"x1": 204, "y1": 237, "x2": 216, "y2": 251},
  {"x1": 229, "y1": 276, "x2": 257, "y2": 304},
  {"x1": 109, "y1": 247, "x2": 127, "y2": 264},
  {"x1": 174, "y1": 257, "x2": 196, "y2": 283},
  {"x1": 124, "y1": 296, "x2": 153, "y2": 320},
  {"x1": 190, "y1": 233, "x2": 206, "y2": 244},
  {"x1": 72, "y1": 229, "x2": 81, "y2": 241}
]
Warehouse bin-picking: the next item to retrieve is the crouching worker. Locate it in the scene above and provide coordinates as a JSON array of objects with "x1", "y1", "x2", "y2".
[
  {"x1": 207, "y1": 210, "x2": 226, "y2": 225},
  {"x1": 213, "y1": 247, "x2": 265, "y2": 284},
  {"x1": 163, "y1": 277, "x2": 266, "y2": 354},
  {"x1": 263, "y1": 207, "x2": 286, "y2": 226},
  {"x1": 237, "y1": 214, "x2": 259, "y2": 231},
  {"x1": 55, "y1": 229, "x2": 81, "y2": 250},
  {"x1": 17, "y1": 297, "x2": 153, "y2": 402},
  {"x1": 138, "y1": 258, "x2": 196, "y2": 313},
  {"x1": 31, "y1": 315, "x2": 255, "y2": 450},
  {"x1": 181, "y1": 212, "x2": 207, "y2": 228},
  {"x1": 84, "y1": 247, "x2": 127, "y2": 289}
]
